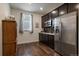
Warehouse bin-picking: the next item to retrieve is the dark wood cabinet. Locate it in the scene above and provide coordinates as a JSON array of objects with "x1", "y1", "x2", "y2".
[
  {"x1": 68, "y1": 3, "x2": 79, "y2": 13},
  {"x1": 51, "y1": 8, "x2": 59, "y2": 18},
  {"x1": 41, "y1": 14, "x2": 48, "y2": 28},
  {"x1": 41, "y1": 13, "x2": 51, "y2": 28},
  {"x1": 41, "y1": 3, "x2": 79, "y2": 29},
  {"x1": 39, "y1": 33, "x2": 54, "y2": 49},
  {"x1": 59, "y1": 4, "x2": 68, "y2": 16},
  {"x1": 2, "y1": 20, "x2": 17, "y2": 56},
  {"x1": 39, "y1": 33, "x2": 47, "y2": 44},
  {"x1": 41, "y1": 16, "x2": 45, "y2": 28},
  {"x1": 48, "y1": 35, "x2": 54, "y2": 49},
  {"x1": 49, "y1": 12, "x2": 52, "y2": 19}
]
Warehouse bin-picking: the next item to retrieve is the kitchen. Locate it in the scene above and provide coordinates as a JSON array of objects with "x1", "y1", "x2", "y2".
[
  {"x1": 0, "y1": 3, "x2": 79, "y2": 56},
  {"x1": 39, "y1": 3, "x2": 79, "y2": 56}
]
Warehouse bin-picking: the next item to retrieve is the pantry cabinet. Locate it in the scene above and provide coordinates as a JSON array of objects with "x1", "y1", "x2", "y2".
[{"x1": 2, "y1": 20, "x2": 17, "y2": 56}]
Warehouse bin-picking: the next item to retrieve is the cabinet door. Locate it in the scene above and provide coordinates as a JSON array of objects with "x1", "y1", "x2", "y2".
[
  {"x1": 43, "y1": 34, "x2": 46, "y2": 43},
  {"x1": 41, "y1": 16, "x2": 45, "y2": 28},
  {"x1": 39, "y1": 33, "x2": 44, "y2": 43},
  {"x1": 68, "y1": 3, "x2": 79, "y2": 13},
  {"x1": 44, "y1": 34, "x2": 49, "y2": 45},
  {"x1": 2, "y1": 21, "x2": 17, "y2": 56},
  {"x1": 45, "y1": 14, "x2": 50, "y2": 21},
  {"x1": 49, "y1": 35, "x2": 54, "y2": 49},
  {"x1": 51, "y1": 8, "x2": 59, "y2": 18},
  {"x1": 3, "y1": 43, "x2": 16, "y2": 56},
  {"x1": 59, "y1": 4, "x2": 68, "y2": 16},
  {"x1": 3, "y1": 21, "x2": 16, "y2": 43},
  {"x1": 39, "y1": 33, "x2": 42, "y2": 42},
  {"x1": 41, "y1": 14, "x2": 50, "y2": 28}
]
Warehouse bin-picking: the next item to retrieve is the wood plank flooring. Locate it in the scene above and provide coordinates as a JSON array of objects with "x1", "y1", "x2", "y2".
[{"x1": 16, "y1": 42, "x2": 60, "y2": 56}]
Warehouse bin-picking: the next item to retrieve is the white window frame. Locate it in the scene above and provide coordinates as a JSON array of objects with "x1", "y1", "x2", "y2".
[{"x1": 21, "y1": 13, "x2": 33, "y2": 33}]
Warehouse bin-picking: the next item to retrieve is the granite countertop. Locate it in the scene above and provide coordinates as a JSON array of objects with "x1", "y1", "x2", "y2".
[{"x1": 40, "y1": 32, "x2": 55, "y2": 35}]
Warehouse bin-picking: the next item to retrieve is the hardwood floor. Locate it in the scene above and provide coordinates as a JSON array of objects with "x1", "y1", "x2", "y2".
[{"x1": 16, "y1": 42, "x2": 60, "y2": 56}]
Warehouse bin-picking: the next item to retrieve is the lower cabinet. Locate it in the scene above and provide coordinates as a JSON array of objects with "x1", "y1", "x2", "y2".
[
  {"x1": 48, "y1": 35, "x2": 54, "y2": 49},
  {"x1": 3, "y1": 43, "x2": 16, "y2": 56},
  {"x1": 39, "y1": 33, "x2": 54, "y2": 49}
]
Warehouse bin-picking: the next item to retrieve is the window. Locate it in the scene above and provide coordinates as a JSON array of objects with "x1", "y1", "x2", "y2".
[{"x1": 19, "y1": 13, "x2": 33, "y2": 33}]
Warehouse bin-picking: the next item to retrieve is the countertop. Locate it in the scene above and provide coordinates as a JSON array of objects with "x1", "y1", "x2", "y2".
[{"x1": 40, "y1": 32, "x2": 55, "y2": 35}]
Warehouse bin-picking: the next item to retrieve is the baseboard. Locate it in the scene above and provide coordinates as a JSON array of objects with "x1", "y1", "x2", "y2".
[
  {"x1": 17, "y1": 41, "x2": 39, "y2": 45},
  {"x1": 17, "y1": 40, "x2": 39, "y2": 45}
]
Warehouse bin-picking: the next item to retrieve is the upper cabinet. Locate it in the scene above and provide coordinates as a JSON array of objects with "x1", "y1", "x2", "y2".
[
  {"x1": 41, "y1": 13, "x2": 51, "y2": 28},
  {"x1": 51, "y1": 8, "x2": 59, "y2": 18},
  {"x1": 59, "y1": 4, "x2": 68, "y2": 16},
  {"x1": 68, "y1": 3, "x2": 79, "y2": 13},
  {"x1": 41, "y1": 16, "x2": 45, "y2": 28},
  {"x1": 41, "y1": 3, "x2": 79, "y2": 28},
  {"x1": 48, "y1": 12, "x2": 52, "y2": 20}
]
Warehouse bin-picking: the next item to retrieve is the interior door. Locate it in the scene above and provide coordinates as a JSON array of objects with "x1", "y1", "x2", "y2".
[{"x1": 60, "y1": 12, "x2": 77, "y2": 56}]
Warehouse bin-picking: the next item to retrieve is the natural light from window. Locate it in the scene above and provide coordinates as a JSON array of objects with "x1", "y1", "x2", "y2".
[{"x1": 21, "y1": 13, "x2": 33, "y2": 32}]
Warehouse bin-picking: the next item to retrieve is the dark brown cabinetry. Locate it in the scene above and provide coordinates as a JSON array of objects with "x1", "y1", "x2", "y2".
[
  {"x1": 41, "y1": 3, "x2": 79, "y2": 28},
  {"x1": 39, "y1": 33, "x2": 54, "y2": 49},
  {"x1": 41, "y1": 3, "x2": 79, "y2": 29},
  {"x1": 51, "y1": 8, "x2": 59, "y2": 18},
  {"x1": 48, "y1": 35, "x2": 54, "y2": 49},
  {"x1": 59, "y1": 4, "x2": 68, "y2": 16},
  {"x1": 41, "y1": 13, "x2": 51, "y2": 28},
  {"x1": 41, "y1": 3, "x2": 79, "y2": 56},
  {"x1": 2, "y1": 20, "x2": 17, "y2": 56},
  {"x1": 41, "y1": 16, "x2": 45, "y2": 28},
  {"x1": 68, "y1": 3, "x2": 79, "y2": 13}
]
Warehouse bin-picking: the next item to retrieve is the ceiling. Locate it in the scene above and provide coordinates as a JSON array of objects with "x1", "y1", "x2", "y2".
[{"x1": 10, "y1": 3, "x2": 63, "y2": 15}]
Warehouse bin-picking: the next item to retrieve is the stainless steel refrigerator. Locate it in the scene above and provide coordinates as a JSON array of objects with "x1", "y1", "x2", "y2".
[{"x1": 52, "y1": 11, "x2": 77, "y2": 56}]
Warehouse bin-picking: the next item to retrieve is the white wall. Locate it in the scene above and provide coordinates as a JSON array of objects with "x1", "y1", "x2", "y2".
[
  {"x1": 11, "y1": 9, "x2": 42, "y2": 44},
  {"x1": 0, "y1": 3, "x2": 10, "y2": 56}
]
